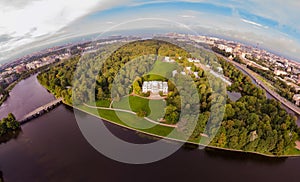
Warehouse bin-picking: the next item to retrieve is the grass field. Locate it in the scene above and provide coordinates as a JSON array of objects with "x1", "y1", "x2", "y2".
[
  {"x1": 112, "y1": 96, "x2": 166, "y2": 121},
  {"x1": 95, "y1": 99, "x2": 111, "y2": 107},
  {"x1": 144, "y1": 60, "x2": 178, "y2": 80},
  {"x1": 78, "y1": 104, "x2": 184, "y2": 138}
]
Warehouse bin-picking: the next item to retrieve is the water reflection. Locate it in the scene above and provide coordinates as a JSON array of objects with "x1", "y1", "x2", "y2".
[
  {"x1": 0, "y1": 129, "x2": 22, "y2": 145},
  {"x1": 0, "y1": 171, "x2": 3, "y2": 182},
  {"x1": 204, "y1": 148, "x2": 286, "y2": 165}
]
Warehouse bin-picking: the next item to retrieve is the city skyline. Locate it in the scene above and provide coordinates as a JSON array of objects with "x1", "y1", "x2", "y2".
[{"x1": 1, "y1": 1, "x2": 300, "y2": 64}]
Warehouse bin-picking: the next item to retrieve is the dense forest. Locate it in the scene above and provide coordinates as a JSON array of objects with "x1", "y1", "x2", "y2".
[{"x1": 38, "y1": 39, "x2": 300, "y2": 155}]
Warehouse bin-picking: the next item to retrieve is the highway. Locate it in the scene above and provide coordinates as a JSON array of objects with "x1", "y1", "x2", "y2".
[
  {"x1": 225, "y1": 58, "x2": 300, "y2": 116},
  {"x1": 194, "y1": 43, "x2": 300, "y2": 116}
]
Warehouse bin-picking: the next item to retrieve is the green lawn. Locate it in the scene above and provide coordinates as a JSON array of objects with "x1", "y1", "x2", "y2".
[
  {"x1": 113, "y1": 96, "x2": 150, "y2": 113},
  {"x1": 144, "y1": 60, "x2": 178, "y2": 80},
  {"x1": 147, "y1": 99, "x2": 166, "y2": 121},
  {"x1": 112, "y1": 96, "x2": 166, "y2": 121},
  {"x1": 78, "y1": 104, "x2": 183, "y2": 137},
  {"x1": 284, "y1": 145, "x2": 300, "y2": 155},
  {"x1": 96, "y1": 99, "x2": 111, "y2": 107}
]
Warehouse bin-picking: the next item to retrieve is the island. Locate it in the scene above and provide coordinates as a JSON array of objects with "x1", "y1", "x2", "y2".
[
  {"x1": 37, "y1": 39, "x2": 300, "y2": 157},
  {"x1": 0, "y1": 113, "x2": 21, "y2": 144}
]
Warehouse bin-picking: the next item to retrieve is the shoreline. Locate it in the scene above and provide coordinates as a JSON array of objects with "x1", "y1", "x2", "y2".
[{"x1": 63, "y1": 101, "x2": 300, "y2": 158}]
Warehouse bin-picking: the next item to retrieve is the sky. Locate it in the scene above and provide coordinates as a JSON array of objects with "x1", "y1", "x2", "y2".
[{"x1": 1, "y1": 0, "x2": 300, "y2": 64}]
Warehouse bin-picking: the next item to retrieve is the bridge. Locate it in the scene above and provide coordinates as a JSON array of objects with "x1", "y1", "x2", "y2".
[{"x1": 19, "y1": 98, "x2": 63, "y2": 124}]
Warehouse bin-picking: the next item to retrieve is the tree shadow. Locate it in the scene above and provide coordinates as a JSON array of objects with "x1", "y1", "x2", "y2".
[
  {"x1": 0, "y1": 170, "x2": 4, "y2": 182},
  {"x1": 0, "y1": 129, "x2": 22, "y2": 145}
]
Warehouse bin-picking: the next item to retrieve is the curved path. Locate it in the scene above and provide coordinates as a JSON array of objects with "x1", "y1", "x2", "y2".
[{"x1": 83, "y1": 103, "x2": 177, "y2": 128}]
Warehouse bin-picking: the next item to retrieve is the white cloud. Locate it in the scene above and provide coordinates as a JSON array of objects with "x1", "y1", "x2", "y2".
[
  {"x1": 0, "y1": 0, "x2": 102, "y2": 62},
  {"x1": 181, "y1": 15, "x2": 195, "y2": 18},
  {"x1": 1, "y1": 0, "x2": 300, "y2": 63},
  {"x1": 241, "y1": 19, "x2": 268, "y2": 29},
  {"x1": 0, "y1": 0, "x2": 101, "y2": 37}
]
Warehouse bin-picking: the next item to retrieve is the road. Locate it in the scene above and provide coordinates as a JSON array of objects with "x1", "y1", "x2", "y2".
[
  {"x1": 225, "y1": 57, "x2": 300, "y2": 115},
  {"x1": 195, "y1": 43, "x2": 300, "y2": 116}
]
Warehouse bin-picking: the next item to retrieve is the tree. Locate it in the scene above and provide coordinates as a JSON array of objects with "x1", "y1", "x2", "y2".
[
  {"x1": 136, "y1": 110, "x2": 147, "y2": 117},
  {"x1": 133, "y1": 79, "x2": 141, "y2": 95},
  {"x1": 164, "y1": 105, "x2": 179, "y2": 124},
  {"x1": 0, "y1": 113, "x2": 20, "y2": 136}
]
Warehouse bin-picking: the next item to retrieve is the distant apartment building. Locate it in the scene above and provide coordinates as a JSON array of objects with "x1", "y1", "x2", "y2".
[
  {"x1": 142, "y1": 81, "x2": 168, "y2": 95},
  {"x1": 293, "y1": 94, "x2": 300, "y2": 106},
  {"x1": 4, "y1": 75, "x2": 17, "y2": 85},
  {"x1": 15, "y1": 65, "x2": 27, "y2": 73},
  {"x1": 274, "y1": 69, "x2": 288, "y2": 76},
  {"x1": 26, "y1": 62, "x2": 37, "y2": 70},
  {"x1": 218, "y1": 44, "x2": 233, "y2": 53}
]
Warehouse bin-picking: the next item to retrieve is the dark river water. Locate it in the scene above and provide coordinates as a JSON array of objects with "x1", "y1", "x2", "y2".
[{"x1": 1, "y1": 74, "x2": 300, "y2": 182}]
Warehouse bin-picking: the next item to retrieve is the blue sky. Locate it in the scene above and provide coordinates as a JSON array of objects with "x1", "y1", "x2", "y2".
[{"x1": 1, "y1": 0, "x2": 300, "y2": 63}]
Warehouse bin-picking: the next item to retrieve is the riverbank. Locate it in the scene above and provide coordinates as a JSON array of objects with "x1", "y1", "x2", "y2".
[
  {"x1": 3, "y1": 71, "x2": 300, "y2": 182},
  {"x1": 0, "y1": 60, "x2": 62, "y2": 107},
  {"x1": 61, "y1": 99, "x2": 300, "y2": 158}
]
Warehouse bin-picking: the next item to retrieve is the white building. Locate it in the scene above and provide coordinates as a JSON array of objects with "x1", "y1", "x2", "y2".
[
  {"x1": 164, "y1": 56, "x2": 175, "y2": 63},
  {"x1": 293, "y1": 94, "x2": 300, "y2": 106},
  {"x1": 225, "y1": 47, "x2": 233, "y2": 53},
  {"x1": 274, "y1": 69, "x2": 288, "y2": 76},
  {"x1": 188, "y1": 58, "x2": 200, "y2": 63},
  {"x1": 218, "y1": 44, "x2": 233, "y2": 53},
  {"x1": 142, "y1": 81, "x2": 168, "y2": 95},
  {"x1": 193, "y1": 72, "x2": 200, "y2": 78},
  {"x1": 172, "y1": 70, "x2": 178, "y2": 77},
  {"x1": 185, "y1": 67, "x2": 192, "y2": 71},
  {"x1": 180, "y1": 71, "x2": 187, "y2": 76}
]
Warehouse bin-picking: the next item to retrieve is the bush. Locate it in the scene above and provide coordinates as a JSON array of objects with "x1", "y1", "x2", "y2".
[
  {"x1": 140, "y1": 91, "x2": 150, "y2": 97},
  {"x1": 136, "y1": 110, "x2": 147, "y2": 117}
]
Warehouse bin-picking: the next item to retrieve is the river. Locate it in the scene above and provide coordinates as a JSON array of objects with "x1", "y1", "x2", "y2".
[{"x1": 0, "y1": 74, "x2": 300, "y2": 182}]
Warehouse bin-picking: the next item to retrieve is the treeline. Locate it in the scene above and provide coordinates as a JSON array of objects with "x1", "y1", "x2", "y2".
[
  {"x1": 38, "y1": 56, "x2": 79, "y2": 105},
  {"x1": 212, "y1": 46, "x2": 233, "y2": 58},
  {"x1": 220, "y1": 58, "x2": 265, "y2": 99}
]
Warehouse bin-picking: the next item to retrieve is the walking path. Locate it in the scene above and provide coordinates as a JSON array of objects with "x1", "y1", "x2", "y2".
[
  {"x1": 83, "y1": 103, "x2": 177, "y2": 128},
  {"x1": 130, "y1": 93, "x2": 166, "y2": 100}
]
